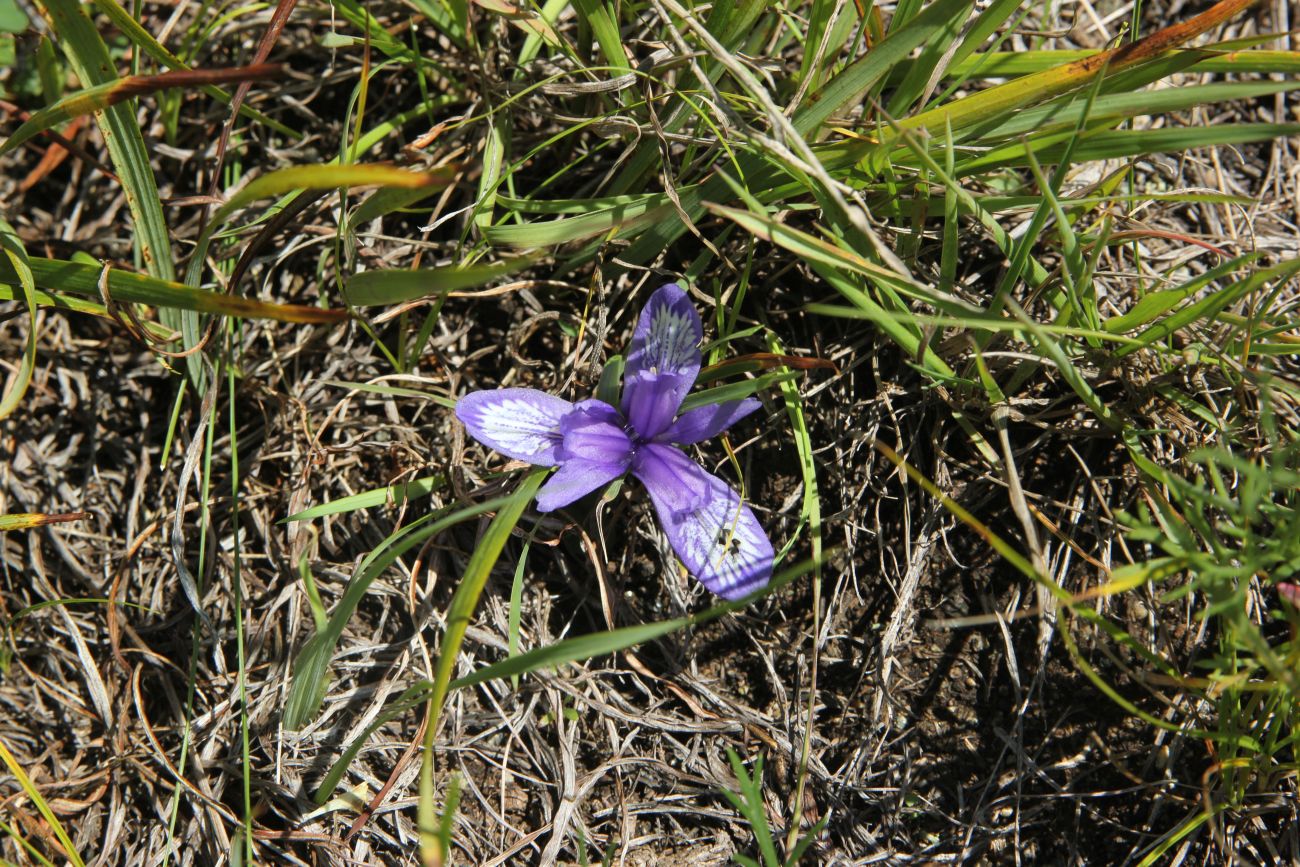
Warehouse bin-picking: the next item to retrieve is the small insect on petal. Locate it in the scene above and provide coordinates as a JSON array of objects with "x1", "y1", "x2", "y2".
[{"x1": 634, "y1": 443, "x2": 773, "y2": 600}]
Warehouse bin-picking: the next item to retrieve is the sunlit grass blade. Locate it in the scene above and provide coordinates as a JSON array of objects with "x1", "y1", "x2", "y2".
[
  {"x1": 345, "y1": 254, "x2": 542, "y2": 306},
  {"x1": 966, "y1": 80, "x2": 1300, "y2": 143},
  {"x1": 0, "y1": 218, "x2": 37, "y2": 420},
  {"x1": 946, "y1": 46, "x2": 1300, "y2": 79},
  {"x1": 314, "y1": 554, "x2": 823, "y2": 802},
  {"x1": 1116, "y1": 258, "x2": 1300, "y2": 359},
  {"x1": 188, "y1": 164, "x2": 458, "y2": 284},
  {"x1": 0, "y1": 63, "x2": 284, "y2": 156},
  {"x1": 1101, "y1": 253, "x2": 1260, "y2": 334},
  {"x1": 0, "y1": 283, "x2": 173, "y2": 336},
  {"x1": 791, "y1": 0, "x2": 973, "y2": 135},
  {"x1": 0, "y1": 735, "x2": 86, "y2": 867},
  {"x1": 282, "y1": 474, "x2": 447, "y2": 522},
  {"x1": 0, "y1": 257, "x2": 348, "y2": 323},
  {"x1": 955, "y1": 122, "x2": 1300, "y2": 176},
  {"x1": 572, "y1": 0, "x2": 629, "y2": 70},
  {"x1": 417, "y1": 469, "x2": 546, "y2": 862},
  {"x1": 486, "y1": 194, "x2": 673, "y2": 246},
  {"x1": 0, "y1": 511, "x2": 91, "y2": 531},
  {"x1": 88, "y1": 0, "x2": 297, "y2": 136},
  {"x1": 858, "y1": 0, "x2": 1261, "y2": 165},
  {"x1": 282, "y1": 493, "x2": 520, "y2": 730},
  {"x1": 37, "y1": 0, "x2": 174, "y2": 283}
]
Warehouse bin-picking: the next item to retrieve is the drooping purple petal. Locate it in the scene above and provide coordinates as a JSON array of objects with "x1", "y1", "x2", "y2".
[
  {"x1": 622, "y1": 284, "x2": 702, "y2": 421},
  {"x1": 630, "y1": 442, "x2": 711, "y2": 516},
  {"x1": 659, "y1": 398, "x2": 761, "y2": 445},
  {"x1": 456, "y1": 388, "x2": 573, "y2": 466},
  {"x1": 534, "y1": 400, "x2": 633, "y2": 512},
  {"x1": 633, "y1": 444, "x2": 773, "y2": 599},
  {"x1": 622, "y1": 372, "x2": 690, "y2": 440}
]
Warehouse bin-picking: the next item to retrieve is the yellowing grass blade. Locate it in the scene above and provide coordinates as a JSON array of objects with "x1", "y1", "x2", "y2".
[
  {"x1": 37, "y1": 0, "x2": 174, "y2": 283},
  {"x1": 868, "y1": 0, "x2": 1261, "y2": 155},
  {"x1": 0, "y1": 257, "x2": 349, "y2": 324},
  {"x1": 0, "y1": 511, "x2": 91, "y2": 531},
  {"x1": 0, "y1": 63, "x2": 285, "y2": 157},
  {"x1": 0, "y1": 736, "x2": 86, "y2": 867}
]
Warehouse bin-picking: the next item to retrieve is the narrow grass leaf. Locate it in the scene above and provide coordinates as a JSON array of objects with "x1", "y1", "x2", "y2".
[
  {"x1": 486, "y1": 195, "x2": 673, "y2": 246},
  {"x1": 317, "y1": 554, "x2": 826, "y2": 801},
  {"x1": 345, "y1": 255, "x2": 541, "y2": 306},
  {"x1": 1117, "y1": 258, "x2": 1300, "y2": 358},
  {"x1": 0, "y1": 736, "x2": 85, "y2": 867},
  {"x1": 792, "y1": 0, "x2": 973, "y2": 135},
  {"x1": 38, "y1": 0, "x2": 173, "y2": 283},
  {"x1": 0, "y1": 64, "x2": 284, "y2": 156},
  {"x1": 946, "y1": 47, "x2": 1300, "y2": 79},
  {"x1": 860, "y1": 0, "x2": 1261, "y2": 163},
  {"x1": 418, "y1": 470, "x2": 546, "y2": 860},
  {"x1": 0, "y1": 257, "x2": 347, "y2": 323},
  {"x1": 1102, "y1": 253, "x2": 1259, "y2": 334},
  {"x1": 0, "y1": 219, "x2": 37, "y2": 420},
  {"x1": 282, "y1": 474, "x2": 447, "y2": 522},
  {"x1": 283, "y1": 494, "x2": 517, "y2": 730}
]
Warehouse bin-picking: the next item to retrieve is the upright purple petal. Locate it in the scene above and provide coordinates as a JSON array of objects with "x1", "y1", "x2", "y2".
[
  {"x1": 659, "y1": 398, "x2": 761, "y2": 445},
  {"x1": 633, "y1": 443, "x2": 773, "y2": 600},
  {"x1": 622, "y1": 372, "x2": 689, "y2": 440},
  {"x1": 622, "y1": 284, "x2": 702, "y2": 421},
  {"x1": 535, "y1": 399, "x2": 633, "y2": 512},
  {"x1": 456, "y1": 388, "x2": 573, "y2": 466}
]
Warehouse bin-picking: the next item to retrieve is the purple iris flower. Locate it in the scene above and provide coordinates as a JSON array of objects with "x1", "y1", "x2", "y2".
[{"x1": 455, "y1": 284, "x2": 774, "y2": 600}]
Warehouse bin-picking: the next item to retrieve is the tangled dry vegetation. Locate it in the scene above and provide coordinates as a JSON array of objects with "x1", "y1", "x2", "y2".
[{"x1": 2, "y1": 0, "x2": 1299, "y2": 864}]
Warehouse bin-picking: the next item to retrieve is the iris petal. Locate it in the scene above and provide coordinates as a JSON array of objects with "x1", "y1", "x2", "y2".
[
  {"x1": 622, "y1": 284, "x2": 702, "y2": 421},
  {"x1": 659, "y1": 398, "x2": 761, "y2": 445},
  {"x1": 623, "y1": 372, "x2": 689, "y2": 440},
  {"x1": 630, "y1": 443, "x2": 710, "y2": 515},
  {"x1": 632, "y1": 443, "x2": 773, "y2": 599},
  {"x1": 456, "y1": 388, "x2": 573, "y2": 466},
  {"x1": 535, "y1": 399, "x2": 633, "y2": 512},
  {"x1": 535, "y1": 460, "x2": 627, "y2": 512}
]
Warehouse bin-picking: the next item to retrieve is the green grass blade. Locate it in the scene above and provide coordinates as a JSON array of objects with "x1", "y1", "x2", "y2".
[
  {"x1": 282, "y1": 494, "x2": 518, "y2": 730},
  {"x1": 0, "y1": 257, "x2": 348, "y2": 323},
  {"x1": 792, "y1": 0, "x2": 973, "y2": 135},
  {"x1": 283, "y1": 474, "x2": 447, "y2": 522},
  {"x1": 572, "y1": 0, "x2": 629, "y2": 70},
  {"x1": 0, "y1": 219, "x2": 38, "y2": 420},
  {"x1": 37, "y1": 0, "x2": 173, "y2": 282},
  {"x1": 417, "y1": 469, "x2": 546, "y2": 860},
  {"x1": 486, "y1": 194, "x2": 673, "y2": 246},
  {"x1": 314, "y1": 553, "x2": 824, "y2": 801},
  {"x1": 0, "y1": 64, "x2": 284, "y2": 157},
  {"x1": 946, "y1": 47, "x2": 1300, "y2": 79},
  {"x1": 0, "y1": 736, "x2": 86, "y2": 867},
  {"x1": 89, "y1": 0, "x2": 296, "y2": 136},
  {"x1": 344, "y1": 255, "x2": 541, "y2": 306}
]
